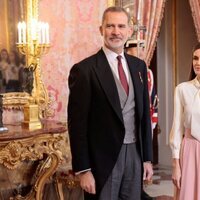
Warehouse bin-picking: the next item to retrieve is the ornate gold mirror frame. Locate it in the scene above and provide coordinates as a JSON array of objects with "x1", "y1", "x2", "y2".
[
  {"x1": 108, "y1": 0, "x2": 115, "y2": 6},
  {"x1": 3, "y1": 0, "x2": 52, "y2": 118}
]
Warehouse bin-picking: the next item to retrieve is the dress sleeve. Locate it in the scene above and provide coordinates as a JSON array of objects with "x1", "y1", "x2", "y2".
[{"x1": 170, "y1": 85, "x2": 184, "y2": 159}]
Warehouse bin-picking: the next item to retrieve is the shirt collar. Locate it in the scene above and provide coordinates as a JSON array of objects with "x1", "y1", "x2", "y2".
[
  {"x1": 102, "y1": 45, "x2": 125, "y2": 61},
  {"x1": 192, "y1": 76, "x2": 200, "y2": 89}
]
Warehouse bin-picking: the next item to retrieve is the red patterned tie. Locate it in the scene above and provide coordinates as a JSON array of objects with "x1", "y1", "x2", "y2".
[{"x1": 117, "y1": 55, "x2": 129, "y2": 95}]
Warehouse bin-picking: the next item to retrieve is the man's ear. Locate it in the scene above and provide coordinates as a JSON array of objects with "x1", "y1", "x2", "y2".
[{"x1": 99, "y1": 26, "x2": 103, "y2": 36}]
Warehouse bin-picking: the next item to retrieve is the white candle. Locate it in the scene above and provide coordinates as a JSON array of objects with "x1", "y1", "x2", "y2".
[
  {"x1": 45, "y1": 23, "x2": 50, "y2": 44},
  {"x1": 22, "y1": 21, "x2": 26, "y2": 43},
  {"x1": 17, "y1": 22, "x2": 22, "y2": 43}
]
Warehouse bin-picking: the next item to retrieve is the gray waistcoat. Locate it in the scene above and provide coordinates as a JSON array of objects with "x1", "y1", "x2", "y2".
[{"x1": 112, "y1": 68, "x2": 136, "y2": 144}]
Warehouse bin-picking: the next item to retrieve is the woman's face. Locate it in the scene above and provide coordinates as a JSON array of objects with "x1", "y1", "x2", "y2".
[
  {"x1": 0, "y1": 50, "x2": 8, "y2": 61},
  {"x1": 193, "y1": 48, "x2": 200, "y2": 77}
]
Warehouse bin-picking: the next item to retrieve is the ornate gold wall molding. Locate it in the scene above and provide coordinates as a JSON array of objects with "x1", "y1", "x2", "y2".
[
  {"x1": 107, "y1": 0, "x2": 115, "y2": 6},
  {"x1": 0, "y1": 0, "x2": 9, "y2": 50},
  {"x1": 26, "y1": 0, "x2": 52, "y2": 117},
  {"x1": 34, "y1": 60, "x2": 53, "y2": 117}
]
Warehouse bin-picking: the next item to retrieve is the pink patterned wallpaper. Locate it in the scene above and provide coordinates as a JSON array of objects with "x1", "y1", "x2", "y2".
[{"x1": 39, "y1": 0, "x2": 107, "y2": 121}]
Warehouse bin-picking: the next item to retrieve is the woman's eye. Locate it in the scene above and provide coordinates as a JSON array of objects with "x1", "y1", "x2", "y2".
[{"x1": 193, "y1": 56, "x2": 199, "y2": 61}]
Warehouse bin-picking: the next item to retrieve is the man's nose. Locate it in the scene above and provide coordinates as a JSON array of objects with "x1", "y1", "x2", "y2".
[{"x1": 112, "y1": 27, "x2": 120, "y2": 35}]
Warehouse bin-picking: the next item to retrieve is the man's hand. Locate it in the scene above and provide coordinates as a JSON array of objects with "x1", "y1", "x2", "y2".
[
  {"x1": 143, "y1": 162, "x2": 153, "y2": 182},
  {"x1": 77, "y1": 171, "x2": 96, "y2": 194},
  {"x1": 172, "y1": 159, "x2": 181, "y2": 189}
]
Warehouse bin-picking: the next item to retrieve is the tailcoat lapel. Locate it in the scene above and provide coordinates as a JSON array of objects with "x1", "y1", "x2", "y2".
[{"x1": 93, "y1": 49, "x2": 124, "y2": 124}]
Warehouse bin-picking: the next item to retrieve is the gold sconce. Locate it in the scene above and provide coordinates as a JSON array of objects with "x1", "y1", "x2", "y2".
[{"x1": 16, "y1": 0, "x2": 51, "y2": 130}]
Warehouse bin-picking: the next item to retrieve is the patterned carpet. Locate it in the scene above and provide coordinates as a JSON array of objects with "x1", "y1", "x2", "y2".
[{"x1": 144, "y1": 165, "x2": 173, "y2": 200}]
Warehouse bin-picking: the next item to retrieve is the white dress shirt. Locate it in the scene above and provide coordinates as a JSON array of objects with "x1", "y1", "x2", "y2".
[
  {"x1": 170, "y1": 77, "x2": 200, "y2": 158},
  {"x1": 102, "y1": 46, "x2": 130, "y2": 84}
]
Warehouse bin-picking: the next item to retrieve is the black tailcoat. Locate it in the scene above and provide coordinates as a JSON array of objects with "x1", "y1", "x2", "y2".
[{"x1": 68, "y1": 49, "x2": 153, "y2": 199}]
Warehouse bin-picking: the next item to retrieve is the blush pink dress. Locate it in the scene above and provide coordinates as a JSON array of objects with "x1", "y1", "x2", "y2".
[
  {"x1": 170, "y1": 77, "x2": 200, "y2": 200},
  {"x1": 176, "y1": 129, "x2": 200, "y2": 200}
]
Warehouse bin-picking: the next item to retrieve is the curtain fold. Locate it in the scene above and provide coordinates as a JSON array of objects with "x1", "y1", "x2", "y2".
[
  {"x1": 132, "y1": 0, "x2": 166, "y2": 66},
  {"x1": 189, "y1": 0, "x2": 200, "y2": 41}
]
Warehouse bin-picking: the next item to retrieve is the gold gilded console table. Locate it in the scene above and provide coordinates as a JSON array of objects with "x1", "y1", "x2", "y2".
[{"x1": 0, "y1": 120, "x2": 67, "y2": 200}]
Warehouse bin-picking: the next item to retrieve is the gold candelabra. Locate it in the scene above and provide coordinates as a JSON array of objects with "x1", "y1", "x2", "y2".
[
  {"x1": 16, "y1": 18, "x2": 50, "y2": 130},
  {"x1": 17, "y1": 20, "x2": 50, "y2": 69}
]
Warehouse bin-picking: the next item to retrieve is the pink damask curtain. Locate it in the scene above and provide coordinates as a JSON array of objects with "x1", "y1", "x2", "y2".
[
  {"x1": 39, "y1": 0, "x2": 107, "y2": 120},
  {"x1": 189, "y1": 0, "x2": 200, "y2": 41},
  {"x1": 132, "y1": 0, "x2": 166, "y2": 66}
]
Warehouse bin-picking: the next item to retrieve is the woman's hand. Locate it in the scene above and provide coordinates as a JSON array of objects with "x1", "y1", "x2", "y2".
[{"x1": 172, "y1": 158, "x2": 181, "y2": 189}]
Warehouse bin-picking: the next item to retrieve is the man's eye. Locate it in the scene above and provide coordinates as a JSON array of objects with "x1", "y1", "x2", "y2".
[
  {"x1": 106, "y1": 24, "x2": 113, "y2": 28},
  {"x1": 193, "y1": 56, "x2": 199, "y2": 60}
]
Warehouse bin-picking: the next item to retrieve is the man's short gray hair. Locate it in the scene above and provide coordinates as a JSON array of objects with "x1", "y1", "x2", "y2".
[{"x1": 102, "y1": 6, "x2": 131, "y2": 25}]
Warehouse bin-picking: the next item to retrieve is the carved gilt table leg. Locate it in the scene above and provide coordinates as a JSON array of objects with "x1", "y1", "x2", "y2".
[
  {"x1": 10, "y1": 153, "x2": 60, "y2": 200},
  {"x1": 0, "y1": 133, "x2": 65, "y2": 200},
  {"x1": 35, "y1": 153, "x2": 60, "y2": 200}
]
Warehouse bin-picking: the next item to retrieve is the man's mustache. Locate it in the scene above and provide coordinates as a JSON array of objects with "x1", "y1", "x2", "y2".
[{"x1": 110, "y1": 37, "x2": 122, "y2": 40}]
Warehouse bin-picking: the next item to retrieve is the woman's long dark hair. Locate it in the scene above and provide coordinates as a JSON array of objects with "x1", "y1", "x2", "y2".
[{"x1": 189, "y1": 43, "x2": 200, "y2": 80}]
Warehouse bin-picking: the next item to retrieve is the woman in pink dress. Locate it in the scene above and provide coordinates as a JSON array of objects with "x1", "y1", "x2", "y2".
[{"x1": 170, "y1": 43, "x2": 200, "y2": 200}]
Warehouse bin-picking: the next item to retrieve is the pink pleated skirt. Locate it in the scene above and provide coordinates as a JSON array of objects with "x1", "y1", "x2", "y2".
[{"x1": 175, "y1": 129, "x2": 200, "y2": 200}]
